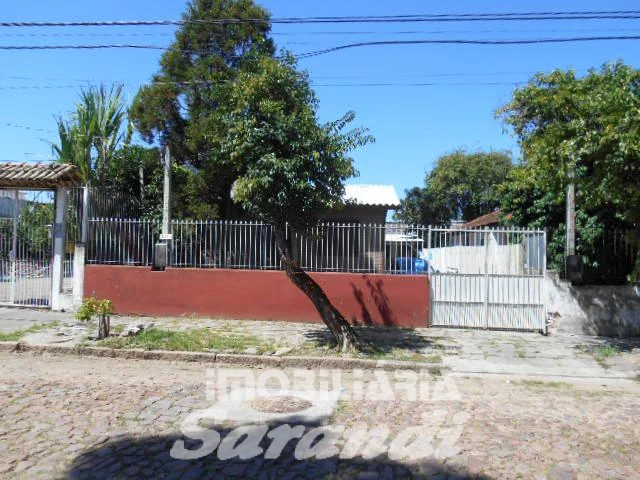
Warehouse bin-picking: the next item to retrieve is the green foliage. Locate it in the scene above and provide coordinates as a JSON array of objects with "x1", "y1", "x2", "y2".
[
  {"x1": 131, "y1": 0, "x2": 275, "y2": 218},
  {"x1": 76, "y1": 297, "x2": 114, "y2": 322},
  {"x1": 17, "y1": 202, "x2": 54, "y2": 258},
  {"x1": 53, "y1": 85, "x2": 127, "y2": 184},
  {"x1": 497, "y1": 62, "x2": 640, "y2": 276},
  {"x1": 225, "y1": 54, "x2": 373, "y2": 231},
  {"x1": 395, "y1": 150, "x2": 513, "y2": 225}
]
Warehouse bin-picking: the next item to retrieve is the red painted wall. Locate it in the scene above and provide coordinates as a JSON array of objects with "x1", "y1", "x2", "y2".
[{"x1": 84, "y1": 266, "x2": 429, "y2": 328}]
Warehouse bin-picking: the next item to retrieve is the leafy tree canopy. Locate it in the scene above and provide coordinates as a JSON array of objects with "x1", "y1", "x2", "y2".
[
  {"x1": 497, "y1": 62, "x2": 640, "y2": 277},
  {"x1": 229, "y1": 55, "x2": 373, "y2": 230},
  {"x1": 222, "y1": 53, "x2": 373, "y2": 350},
  {"x1": 395, "y1": 150, "x2": 513, "y2": 225},
  {"x1": 131, "y1": 0, "x2": 275, "y2": 218}
]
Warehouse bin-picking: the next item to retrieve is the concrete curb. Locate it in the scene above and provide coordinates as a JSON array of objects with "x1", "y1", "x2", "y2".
[{"x1": 0, "y1": 342, "x2": 444, "y2": 372}]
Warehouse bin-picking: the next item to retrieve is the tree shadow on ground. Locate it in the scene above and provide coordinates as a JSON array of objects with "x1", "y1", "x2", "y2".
[
  {"x1": 302, "y1": 325, "x2": 445, "y2": 358},
  {"x1": 65, "y1": 421, "x2": 492, "y2": 480},
  {"x1": 574, "y1": 336, "x2": 640, "y2": 354}
]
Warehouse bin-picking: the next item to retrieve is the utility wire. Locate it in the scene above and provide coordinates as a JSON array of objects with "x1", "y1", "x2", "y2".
[
  {"x1": 1, "y1": 122, "x2": 55, "y2": 133},
  {"x1": 297, "y1": 36, "x2": 640, "y2": 58},
  {"x1": 2, "y1": 28, "x2": 640, "y2": 38},
  {"x1": 0, "y1": 70, "x2": 546, "y2": 83},
  {"x1": 0, "y1": 44, "x2": 165, "y2": 50},
  {"x1": 2, "y1": 35, "x2": 640, "y2": 53},
  {"x1": 1, "y1": 12, "x2": 640, "y2": 27},
  {"x1": 0, "y1": 80, "x2": 526, "y2": 91}
]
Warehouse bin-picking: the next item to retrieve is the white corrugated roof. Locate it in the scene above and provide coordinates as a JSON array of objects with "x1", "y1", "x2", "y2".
[{"x1": 344, "y1": 184, "x2": 400, "y2": 208}]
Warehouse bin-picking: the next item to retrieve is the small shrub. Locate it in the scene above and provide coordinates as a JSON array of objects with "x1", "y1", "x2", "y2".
[{"x1": 77, "y1": 297, "x2": 114, "y2": 340}]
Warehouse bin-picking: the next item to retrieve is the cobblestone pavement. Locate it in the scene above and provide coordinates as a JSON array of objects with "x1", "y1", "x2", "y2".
[{"x1": 1, "y1": 351, "x2": 639, "y2": 479}]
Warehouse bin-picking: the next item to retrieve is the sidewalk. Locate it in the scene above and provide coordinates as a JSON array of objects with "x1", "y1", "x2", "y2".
[{"x1": 1, "y1": 307, "x2": 639, "y2": 384}]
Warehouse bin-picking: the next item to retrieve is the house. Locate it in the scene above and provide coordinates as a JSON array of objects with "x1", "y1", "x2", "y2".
[
  {"x1": 332, "y1": 184, "x2": 401, "y2": 224},
  {"x1": 291, "y1": 184, "x2": 401, "y2": 273},
  {"x1": 461, "y1": 209, "x2": 511, "y2": 229}
]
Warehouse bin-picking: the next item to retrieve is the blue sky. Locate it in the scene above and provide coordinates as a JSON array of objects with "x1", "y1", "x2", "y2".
[{"x1": 1, "y1": 1, "x2": 640, "y2": 199}]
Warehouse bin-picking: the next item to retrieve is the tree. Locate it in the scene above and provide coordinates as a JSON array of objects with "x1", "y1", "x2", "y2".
[
  {"x1": 226, "y1": 54, "x2": 373, "y2": 351},
  {"x1": 497, "y1": 62, "x2": 640, "y2": 277},
  {"x1": 53, "y1": 85, "x2": 127, "y2": 185},
  {"x1": 395, "y1": 150, "x2": 512, "y2": 225},
  {"x1": 131, "y1": 0, "x2": 275, "y2": 218}
]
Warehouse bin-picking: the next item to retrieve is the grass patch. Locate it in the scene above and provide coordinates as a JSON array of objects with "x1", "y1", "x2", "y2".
[
  {"x1": 580, "y1": 344, "x2": 622, "y2": 369},
  {"x1": 0, "y1": 322, "x2": 59, "y2": 342},
  {"x1": 576, "y1": 343, "x2": 622, "y2": 368},
  {"x1": 110, "y1": 324, "x2": 126, "y2": 335},
  {"x1": 595, "y1": 345, "x2": 621, "y2": 359},
  {"x1": 98, "y1": 328, "x2": 275, "y2": 354},
  {"x1": 358, "y1": 345, "x2": 432, "y2": 362},
  {"x1": 518, "y1": 379, "x2": 573, "y2": 389},
  {"x1": 423, "y1": 354, "x2": 443, "y2": 364}
]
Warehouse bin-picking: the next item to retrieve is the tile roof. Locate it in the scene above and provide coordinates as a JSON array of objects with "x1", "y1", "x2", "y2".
[
  {"x1": 0, "y1": 163, "x2": 83, "y2": 189},
  {"x1": 462, "y1": 209, "x2": 512, "y2": 228},
  {"x1": 344, "y1": 184, "x2": 401, "y2": 208}
]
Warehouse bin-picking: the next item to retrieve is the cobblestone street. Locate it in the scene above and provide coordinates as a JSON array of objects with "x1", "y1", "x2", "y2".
[{"x1": 1, "y1": 351, "x2": 639, "y2": 479}]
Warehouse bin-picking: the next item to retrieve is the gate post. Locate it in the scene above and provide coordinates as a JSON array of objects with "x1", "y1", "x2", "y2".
[
  {"x1": 51, "y1": 186, "x2": 68, "y2": 311},
  {"x1": 9, "y1": 190, "x2": 18, "y2": 304},
  {"x1": 483, "y1": 229, "x2": 490, "y2": 329}
]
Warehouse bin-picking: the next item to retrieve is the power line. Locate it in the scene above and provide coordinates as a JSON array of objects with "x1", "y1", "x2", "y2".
[
  {"x1": 0, "y1": 44, "x2": 165, "y2": 50},
  {"x1": 0, "y1": 70, "x2": 545, "y2": 83},
  {"x1": 314, "y1": 81, "x2": 519, "y2": 87},
  {"x1": 297, "y1": 36, "x2": 640, "y2": 58},
  {"x1": 0, "y1": 80, "x2": 526, "y2": 92},
  {"x1": 0, "y1": 32, "x2": 175, "y2": 38},
  {"x1": 1, "y1": 11, "x2": 640, "y2": 28},
  {"x1": 274, "y1": 28, "x2": 640, "y2": 36},
  {"x1": 2, "y1": 27, "x2": 640, "y2": 38},
  {"x1": 2, "y1": 34, "x2": 640, "y2": 54},
  {"x1": 1, "y1": 122, "x2": 55, "y2": 133}
]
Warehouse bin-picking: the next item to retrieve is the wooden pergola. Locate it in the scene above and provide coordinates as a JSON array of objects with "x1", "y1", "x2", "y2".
[
  {"x1": 0, "y1": 163, "x2": 83, "y2": 310},
  {"x1": 0, "y1": 163, "x2": 82, "y2": 189}
]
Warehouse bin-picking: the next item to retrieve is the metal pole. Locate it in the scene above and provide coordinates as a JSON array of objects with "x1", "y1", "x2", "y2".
[
  {"x1": 162, "y1": 145, "x2": 172, "y2": 236},
  {"x1": 566, "y1": 180, "x2": 576, "y2": 257},
  {"x1": 81, "y1": 185, "x2": 90, "y2": 244},
  {"x1": 161, "y1": 145, "x2": 172, "y2": 268},
  {"x1": 9, "y1": 190, "x2": 18, "y2": 304},
  {"x1": 484, "y1": 229, "x2": 490, "y2": 329}
]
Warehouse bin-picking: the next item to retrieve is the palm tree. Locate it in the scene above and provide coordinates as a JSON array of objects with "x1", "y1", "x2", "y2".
[{"x1": 53, "y1": 85, "x2": 127, "y2": 184}]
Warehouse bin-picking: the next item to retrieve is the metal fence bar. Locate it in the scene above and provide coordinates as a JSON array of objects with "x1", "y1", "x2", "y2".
[{"x1": 85, "y1": 219, "x2": 433, "y2": 274}]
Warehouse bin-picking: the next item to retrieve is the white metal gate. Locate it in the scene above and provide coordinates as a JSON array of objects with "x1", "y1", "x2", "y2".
[
  {"x1": 427, "y1": 226, "x2": 546, "y2": 332},
  {"x1": 0, "y1": 190, "x2": 55, "y2": 307}
]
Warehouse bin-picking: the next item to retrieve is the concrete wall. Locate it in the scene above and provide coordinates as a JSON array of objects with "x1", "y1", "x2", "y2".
[
  {"x1": 545, "y1": 272, "x2": 640, "y2": 337},
  {"x1": 84, "y1": 266, "x2": 429, "y2": 328}
]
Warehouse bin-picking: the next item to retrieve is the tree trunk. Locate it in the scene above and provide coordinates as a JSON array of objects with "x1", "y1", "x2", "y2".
[
  {"x1": 273, "y1": 226, "x2": 361, "y2": 352},
  {"x1": 97, "y1": 313, "x2": 110, "y2": 340}
]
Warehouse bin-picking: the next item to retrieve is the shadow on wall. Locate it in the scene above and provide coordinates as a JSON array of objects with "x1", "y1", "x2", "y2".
[
  {"x1": 65, "y1": 422, "x2": 493, "y2": 479},
  {"x1": 351, "y1": 277, "x2": 397, "y2": 327},
  {"x1": 548, "y1": 272, "x2": 640, "y2": 337}
]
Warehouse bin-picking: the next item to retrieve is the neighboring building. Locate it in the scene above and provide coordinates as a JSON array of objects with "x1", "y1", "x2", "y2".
[
  {"x1": 330, "y1": 184, "x2": 401, "y2": 224},
  {"x1": 0, "y1": 191, "x2": 28, "y2": 218},
  {"x1": 461, "y1": 209, "x2": 511, "y2": 229},
  {"x1": 291, "y1": 184, "x2": 401, "y2": 273}
]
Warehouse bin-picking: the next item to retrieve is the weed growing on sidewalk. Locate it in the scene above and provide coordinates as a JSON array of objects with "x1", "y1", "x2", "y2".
[{"x1": 0, "y1": 321, "x2": 60, "y2": 342}]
